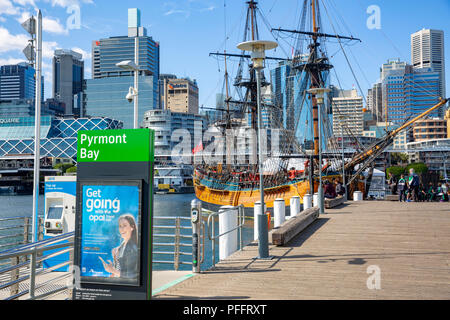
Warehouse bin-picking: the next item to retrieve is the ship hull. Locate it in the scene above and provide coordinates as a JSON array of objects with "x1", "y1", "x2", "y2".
[{"x1": 194, "y1": 175, "x2": 365, "y2": 208}]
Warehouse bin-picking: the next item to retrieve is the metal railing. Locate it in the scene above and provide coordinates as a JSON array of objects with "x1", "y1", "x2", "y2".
[
  {"x1": 153, "y1": 216, "x2": 204, "y2": 271},
  {"x1": 206, "y1": 205, "x2": 245, "y2": 268},
  {"x1": 0, "y1": 232, "x2": 74, "y2": 300},
  {"x1": 0, "y1": 215, "x2": 203, "y2": 300},
  {"x1": 0, "y1": 217, "x2": 44, "y2": 266}
]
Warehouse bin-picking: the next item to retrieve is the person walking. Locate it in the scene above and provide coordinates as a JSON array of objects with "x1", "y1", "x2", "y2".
[
  {"x1": 407, "y1": 168, "x2": 420, "y2": 202},
  {"x1": 397, "y1": 174, "x2": 407, "y2": 202}
]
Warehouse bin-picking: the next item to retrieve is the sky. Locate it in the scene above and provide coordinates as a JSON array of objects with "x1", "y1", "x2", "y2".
[{"x1": 0, "y1": 0, "x2": 449, "y2": 108}]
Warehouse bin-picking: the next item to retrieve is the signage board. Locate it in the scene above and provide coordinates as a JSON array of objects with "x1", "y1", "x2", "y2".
[
  {"x1": 73, "y1": 129, "x2": 154, "y2": 300},
  {"x1": 79, "y1": 181, "x2": 142, "y2": 286}
]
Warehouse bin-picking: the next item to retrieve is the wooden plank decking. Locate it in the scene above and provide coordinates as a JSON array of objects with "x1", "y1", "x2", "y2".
[{"x1": 154, "y1": 201, "x2": 450, "y2": 300}]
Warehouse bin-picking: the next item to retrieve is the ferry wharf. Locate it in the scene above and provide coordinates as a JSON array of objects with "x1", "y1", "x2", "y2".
[{"x1": 153, "y1": 201, "x2": 450, "y2": 300}]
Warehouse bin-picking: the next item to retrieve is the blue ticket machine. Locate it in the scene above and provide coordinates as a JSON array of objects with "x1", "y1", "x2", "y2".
[{"x1": 43, "y1": 176, "x2": 76, "y2": 271}]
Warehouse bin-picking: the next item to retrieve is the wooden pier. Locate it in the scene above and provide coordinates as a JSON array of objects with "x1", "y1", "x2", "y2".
[{"x1": 154, "y1": 201, "x2": 450, "y2": 300}]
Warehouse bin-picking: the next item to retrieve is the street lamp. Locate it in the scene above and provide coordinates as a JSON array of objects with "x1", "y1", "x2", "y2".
[
  {"x1": 237, "y1": 40, "x2": 277, "y2": 259},
  {"x1": 307, "y1": 87, "x2": 331, "y2": 215},
  {"x1": 116, "y1": 58, "x2": 139, "y2": 128}
]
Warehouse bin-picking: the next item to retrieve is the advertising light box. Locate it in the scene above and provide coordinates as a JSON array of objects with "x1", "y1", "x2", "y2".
[{"x1": 79, "y1": 181, "x2": 142, "y2": 287}]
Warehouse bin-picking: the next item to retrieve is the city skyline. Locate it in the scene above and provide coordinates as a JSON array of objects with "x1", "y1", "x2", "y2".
[{"x1": 0, "y1": 0, "x2": 448, "y2": 109}]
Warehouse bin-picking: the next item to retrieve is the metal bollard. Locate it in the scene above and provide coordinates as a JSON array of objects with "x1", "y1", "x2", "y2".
[
  {"x1": 313, "y1": 193, "x2": 320, "y2": 207},
  {"x1": 353, "y1": 191, "x2": 363, "y2": 202},
  {"x1": 218, "y1": 206, "x2": 238, "y2": 260},
  {"x1": 289, "y1": 196, "x2": 301, "y2": 219},
  {"x1": 191, "y1": 199, "x2": 202, "y2": 273},
  {"x1": 303, "y1": 194, "x2": 312, "y2": 210},
  {"x1": 258, "y1": 210, "x2": 269, "y2": 259},
  {"x1": 274, "y1": 198, "x2": 285, "y2": 228},
  {"x1": 254, "y1": 201, "x2": 266, "y2": 241}
]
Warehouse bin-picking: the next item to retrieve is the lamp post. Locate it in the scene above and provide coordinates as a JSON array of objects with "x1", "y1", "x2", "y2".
[
  {"x1": 339, "y1": 115, "x2": 347, "y2": 200},
  {"x1": 237, "y1": 40, "x2": 277, "y2": 259},
  {"x1": 307, "y1": 88, "x2": 330, "y2": 215},
  {"x1": 116, "y1": 37, "x2": 139, "y2": 129}
]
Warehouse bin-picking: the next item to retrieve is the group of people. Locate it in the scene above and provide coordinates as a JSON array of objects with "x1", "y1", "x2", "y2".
[
  {"x1": 323, "y1": 178, "x2": 346, "y2": 199},
  {"x1": 388, "y1": 168, "x2": 450, "y2": 202}
]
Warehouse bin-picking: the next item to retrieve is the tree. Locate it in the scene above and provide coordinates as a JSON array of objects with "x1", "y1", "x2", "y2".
[
  {"x1": 406, "y1": 162, "x2": 428, "y2": 175},
  {"x1": 66, "y1": 166, "x2": 77, "y2": 174},
  {"x1": 54, "y1": 163, "x2": 75, "y2": 174},
  {"x1": 386, "y1": 166, "x2": 405, "y2": 178}
]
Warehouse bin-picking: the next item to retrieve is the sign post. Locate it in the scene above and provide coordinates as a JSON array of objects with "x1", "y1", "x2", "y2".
[{"x1": 73, "y1": 129, "x2": 154, "y2": 300}]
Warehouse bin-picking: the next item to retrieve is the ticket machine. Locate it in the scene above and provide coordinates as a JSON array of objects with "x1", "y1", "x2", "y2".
[{"x1": 43, "y1": 176, "x2": 76, "y2": 271}]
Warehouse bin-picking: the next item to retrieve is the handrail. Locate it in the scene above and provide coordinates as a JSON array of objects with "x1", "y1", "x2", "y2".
[
  {"x1": 206, "y1": 205, "x2": 245, "y2": 268},
  {"x1": 0, "y1": 231, "x2": 75, "y2": 300}
]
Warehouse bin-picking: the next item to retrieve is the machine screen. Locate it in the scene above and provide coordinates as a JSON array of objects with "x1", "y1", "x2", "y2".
[{"x1": 47, "y1": 207, "x2": 64, "y2": 220}]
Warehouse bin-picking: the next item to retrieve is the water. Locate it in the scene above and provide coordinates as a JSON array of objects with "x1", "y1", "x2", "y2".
[{"x1": 0, "y1": 194, "x2": 254, "y2": 271}]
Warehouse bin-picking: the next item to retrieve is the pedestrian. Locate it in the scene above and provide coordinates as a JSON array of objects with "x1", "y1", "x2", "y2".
[
  {"x1": 407, "y1": 168, "x2": 420, "y2": 202},
  {"x1": 427, "y1": 182, "x2": 436, "y2": 202},
  {"x1": 397, "y1": 174, "x2": 407, "y2": 202},
  {"x1": 387, "y1": 172, "x2": 397, "y2": 195}
]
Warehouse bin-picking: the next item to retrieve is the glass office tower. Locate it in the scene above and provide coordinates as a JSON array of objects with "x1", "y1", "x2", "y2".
[{"x1": 84, "y1": 75, "x2": 156, "y2": 129}]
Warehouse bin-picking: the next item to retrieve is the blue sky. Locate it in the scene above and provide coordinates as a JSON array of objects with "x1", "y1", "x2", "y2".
[{"x1": 0, "y1": 0, "x2": 449, "y2": 107}]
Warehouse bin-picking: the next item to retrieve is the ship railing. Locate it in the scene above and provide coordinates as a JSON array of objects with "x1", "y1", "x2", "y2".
[
  {"x1": 0, "y1": 232, "x2": 74, "y2": 300},
  {"x1": 205, "y1": 205, "x2": 245, "y2": 268}
]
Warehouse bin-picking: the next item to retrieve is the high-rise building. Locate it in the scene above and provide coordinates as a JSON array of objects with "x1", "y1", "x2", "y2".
[
  {"x1": 0, "y1": 63, "x2": 43, "y2": 102},
  {"x1": 162, "y1": 77, "x2": 199, "y2": 114},
  {"x1": 381, "y1": 59, "x2": 441, "y2": 124},
  {"x1": 367, "y1": 82, "x2": 382, "y2": 122},
  {"x1": 84, "y1": 75, "x2": 156, "y2": 129},
  {"x1": 270, "y1": 60, "x2": 310, "y2": 141},
  {"x1": 332, "y1": 89, "x2": 364, "y2": 137},
  {"x1": 86, "y1": 8, "x2": 160, "y2": 127},
  {"x1": 411, "y1": 29, "x2": 445, "y2": 99},
  {"x1": 52, "y1": 49, "x2": 84, "y2": 116},
  {"x1": 159, "y1": 74, "x2": 177, "y2": 109}
]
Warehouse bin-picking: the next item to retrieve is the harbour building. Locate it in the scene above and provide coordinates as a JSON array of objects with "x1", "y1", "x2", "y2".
[
  {"x1": 142, "y1": 109, "x2": 206, "y2": 157},
  {"x1": 0, "y1": 115, "x2": 122, "y2": 161},
  {"x1": 86, "y1": 8, "x2": 159, "y2": 128}
]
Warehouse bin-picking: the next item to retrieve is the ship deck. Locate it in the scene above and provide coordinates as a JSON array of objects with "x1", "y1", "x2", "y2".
[{"x1": 154, "y1": 201, "x2": 450, "y2": 300}]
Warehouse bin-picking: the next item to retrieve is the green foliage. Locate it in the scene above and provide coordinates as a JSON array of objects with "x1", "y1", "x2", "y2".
[
  {"x1": 54, "y1": 163, "x2": 75, "y2": 174},
  {"x1": 65, "y1": 166, "x2": 77, "y2": 174},
  {"x1": 391, "y1": 152, "x2": 409, "y2": 165},
  {"x1": 386, "y1": 166, "x2": 405, "y2": 178},
  {"x1": 405, "y1": 162, "x2": 428, "y2": 175}
]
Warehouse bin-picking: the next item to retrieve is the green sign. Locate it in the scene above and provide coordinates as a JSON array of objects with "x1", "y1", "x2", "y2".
[{"x1": 77, "y1": 129, "x2": 154, "y2": 163}]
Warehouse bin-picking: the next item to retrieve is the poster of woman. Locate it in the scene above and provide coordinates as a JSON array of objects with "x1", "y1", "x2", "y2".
[{"x1": 80, "y1": 183, "x2": 141, "y2": 286}]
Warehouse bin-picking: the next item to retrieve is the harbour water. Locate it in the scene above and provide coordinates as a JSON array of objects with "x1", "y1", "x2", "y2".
[{"x1": 0, "y1": 194, "x2": 253, "y2": 271}]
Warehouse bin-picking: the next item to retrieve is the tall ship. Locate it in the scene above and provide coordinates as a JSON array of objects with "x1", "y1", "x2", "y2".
[{"x1": 193, "y1": 0, "x2": 448, "y2": 208}]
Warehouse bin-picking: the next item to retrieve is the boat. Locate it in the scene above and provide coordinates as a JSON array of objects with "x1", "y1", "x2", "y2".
[{"x1": 194, "y1": 0, "x2": 448, "y2": 208}]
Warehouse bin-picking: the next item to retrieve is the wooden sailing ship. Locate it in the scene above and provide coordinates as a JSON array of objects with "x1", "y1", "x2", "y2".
[{"x1": 193, "y1": 0, "x2": 448, "y2": 208}]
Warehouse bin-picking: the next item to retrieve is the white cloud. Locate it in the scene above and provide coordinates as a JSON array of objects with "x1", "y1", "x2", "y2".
[
  {"x1": 16, "y1": 11, "x2": 68, "y2": 35},
  {"x1": 44, "y1": 0, "x2": 93, "y2": 8},
  {"x1": 71, "y1": 46, "x2": 90, "y2": 60},
  {"x1": 0, "y1": 0, "x2": 20, "y2": 15},
  {"x1": 0, "y1": 57, "x2": 26, "y2": 65},
  {"x1": 0, "y1": 27, "x2": 30, "y2": 53},
  {"x1": 43, "y1": 16, "x2": 68, "y2": 34},
  {"x1": 13, "y1": 0, "x2": 36, "y2": 7}
]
